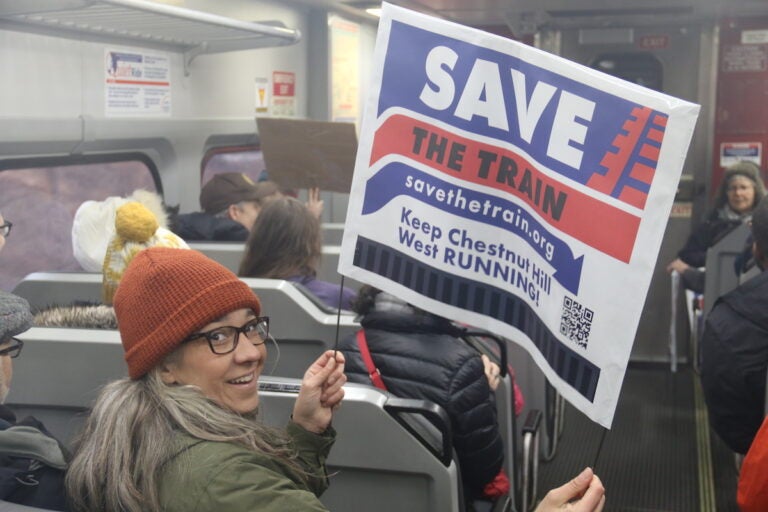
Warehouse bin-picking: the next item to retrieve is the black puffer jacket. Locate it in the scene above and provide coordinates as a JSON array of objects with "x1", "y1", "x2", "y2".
[
  {"x1": 338, "y1": 310, "x2": 503, "y2": 499},
  {"x1": 171, "y1": 211, "x2": 249, "y2": 242},
  {"x1": 701, "y1": 270, "x2": 768, "y2": 454}
]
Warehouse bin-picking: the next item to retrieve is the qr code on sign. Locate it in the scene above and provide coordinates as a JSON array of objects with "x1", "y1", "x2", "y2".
[{"x1": 560, "y1": 296, "x2": 594, "y2": 349}]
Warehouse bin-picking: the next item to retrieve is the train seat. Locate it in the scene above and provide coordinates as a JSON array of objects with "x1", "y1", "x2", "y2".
[
  {"x1": 6, "y1": 334, "x2": 467, "y2": 512},
  {"x1": 12, "y1": 272, "x2": 102, "y2": 311},
  {"x1": 12, "y1": 273, "x2": 359, "y2": 380},
  {"x1": 0, "y1": 501, "x2": 54, "y2": 512},
  {"x1": 8, "y1": 327, "x2": 125, "y2": 446},
  {"x1": 703, "y1": 222, "x2": 751, "y2": 318},
  {"x1": 7, "y1": 329, "x2": 526, "y2": 511},
  {"x1": 11, "y1": 271, "x2": 359, "y2": 369},
  {"x1": 321, "y1": 222, "x2": 345, "y2": 245},
  {"x1": 258, "y1": 377, "x2": 465, "y2": 512},
  {"x1": 239, "y1": 277, "x2": 359, "y2": 378},
  {"x1": 188, "y1": 241, "x2": 364, "y2": 289},
  {"x1": 186, "y1": 241, "x2": 245, "y2": 273}
]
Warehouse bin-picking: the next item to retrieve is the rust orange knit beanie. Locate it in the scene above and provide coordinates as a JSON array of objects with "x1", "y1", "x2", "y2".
[{"x1": 113, "y1": 247, "x2": 261, "y2": 379}]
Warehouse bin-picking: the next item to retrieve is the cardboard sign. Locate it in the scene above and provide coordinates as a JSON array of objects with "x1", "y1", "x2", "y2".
[
  {"x1": 256, "y1": 118, "x2": 358, "y2": 193},
  {"x1": 338, "y1": 3, "x2": 699, "y2": 428}
]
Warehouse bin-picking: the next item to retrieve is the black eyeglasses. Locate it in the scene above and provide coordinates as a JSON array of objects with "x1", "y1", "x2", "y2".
[
  {"x1": 0, "y1": 222, "x2": 11, "y2": 237},
  {"x1": 0, "y1": 338, "x2": 23, "y2": 358},
  {"x1": 182, "y1": 317, "x2": 269, "y2": 355}
]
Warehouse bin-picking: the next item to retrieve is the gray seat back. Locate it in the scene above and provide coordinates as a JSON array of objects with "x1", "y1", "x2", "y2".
[
  {"x1": 740, "y1": 264, "x2": 761, "y2": 285},
  {"x1": 6, "y1": 332, "x2": 463, "y2": 512},
  {"x1": 322, "y1": 223, "x2": 345, "y2": 245},
  {"x1": 240, "y1": 278, "x2": 359, "y2": 378},
  {"x1": 258, "y1": 378, "x2": 462, "y2": 512},
  {"x1": 12, "y1": 272, "x2": 359, "y2": 380},
  {"x1": 703, "y1": 222, "x2": 750, "y2": 317},
  {"x1": 187, "y1": 242, "x2": 245, "y2": 274},
  {"x1": 12, "y1": 273, "x2": 360, "y2": 374},
  {"x1": 0, "y1": 501, "x2": 55, "y2": 512},
  {"x1": 189, "y1": 242, "x2": 364, "y2": 289},
  {"x1": 8, "y1": 327, "x2": 126, "y2": 445},
  {"x1": 12, "y1": 272, "x2": 102, "y2": 311}
]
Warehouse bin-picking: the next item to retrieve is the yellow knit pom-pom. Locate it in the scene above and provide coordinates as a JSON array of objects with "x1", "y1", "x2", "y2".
[{"x1": 114, "y1": 202, "x2": 159, "y2": 243}]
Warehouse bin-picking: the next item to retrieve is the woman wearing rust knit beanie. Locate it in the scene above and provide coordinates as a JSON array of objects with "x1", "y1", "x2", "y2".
[{"x1": 65, "y1": 247, "x2": 345, "y2": 512}]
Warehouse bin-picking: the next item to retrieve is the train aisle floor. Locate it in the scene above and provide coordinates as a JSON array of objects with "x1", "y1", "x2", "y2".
[{"x1": 537, "y1": 364, "x2": 738, "y2": 512}]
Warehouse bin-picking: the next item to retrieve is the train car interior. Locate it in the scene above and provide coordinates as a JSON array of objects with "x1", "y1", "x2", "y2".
[{"x1": 2, "y1": 0, "x2": 768, "y2": 510}]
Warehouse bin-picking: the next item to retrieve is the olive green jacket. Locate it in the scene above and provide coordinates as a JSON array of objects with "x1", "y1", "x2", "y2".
[{"x1": 159, "y1": 422, "x2": 335, "y2": 511}]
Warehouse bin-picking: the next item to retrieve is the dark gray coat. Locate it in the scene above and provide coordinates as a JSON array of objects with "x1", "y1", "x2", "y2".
[{"x1": 701, "y1": 270, "x2": 768, "y2": 454}]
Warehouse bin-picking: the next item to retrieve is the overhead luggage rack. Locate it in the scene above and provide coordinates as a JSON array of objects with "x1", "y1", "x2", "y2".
[{"x1": 0, "y1": 0, "x2": 301, "y2": 73}]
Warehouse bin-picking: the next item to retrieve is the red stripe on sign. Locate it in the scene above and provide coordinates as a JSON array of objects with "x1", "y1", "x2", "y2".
[
  {"x1": 653, "y1": 115, "x2": 668, "y2": 128},
  {"x1": 107, "y1": 79, "x2": 170, "y2": 86},
  {"x1": 370, "y1": 114, "x2": 641, "y2": 263},
  {"x1": 639, "y1": 144, "x2": 660, "y2": 162},
  {"x1": 647, "y1": 128, "x2": 664, "y2": 143},
  {"x1": 618, "y1": 186, "x2": 648, "y2": 209},
  {"x1": 630, "y1": 162, "x2": 655, "y2": 185}
]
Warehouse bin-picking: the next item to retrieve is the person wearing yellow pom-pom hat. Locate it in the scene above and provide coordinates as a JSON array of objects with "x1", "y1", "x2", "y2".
[{"x1": 102, "y1": 202, "x2": 189, "y2": 305}]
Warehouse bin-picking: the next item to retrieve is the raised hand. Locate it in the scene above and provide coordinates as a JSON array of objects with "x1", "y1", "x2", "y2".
[{"x1": 292, "y1": 350, "x2": 346, "y2": 433}]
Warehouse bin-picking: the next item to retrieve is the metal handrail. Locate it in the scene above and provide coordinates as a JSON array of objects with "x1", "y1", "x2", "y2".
[{"x1": 521, "y1": 409, "x2": 543, "y2": 512}]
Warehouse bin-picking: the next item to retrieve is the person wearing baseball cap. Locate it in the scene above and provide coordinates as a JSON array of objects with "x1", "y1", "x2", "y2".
[
  {"x1": 66, "y1": 247, "x2": 345, "y2": 512},
  {"x1": 173, "y1": 173, "x2": 282, "y2": 242}
]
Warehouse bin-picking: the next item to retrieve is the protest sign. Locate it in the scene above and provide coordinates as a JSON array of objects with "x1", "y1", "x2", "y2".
[
  {"x1": 257, "y1": 118, "x2": 358, "y2": 193},
  {"x1": 339, "y1": 3, "x2": 700, "y2": 427}
]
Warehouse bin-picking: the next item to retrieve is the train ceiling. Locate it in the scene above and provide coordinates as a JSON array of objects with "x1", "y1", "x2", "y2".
[{"x1": 285, "y1": 0, "x2": 768, "y2": 33}]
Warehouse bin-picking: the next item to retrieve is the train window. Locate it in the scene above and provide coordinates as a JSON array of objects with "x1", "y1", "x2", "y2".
[
  {"x1": 201, "y1": 146, "x2": 267, "y2": 187},
  {"x1": 590, "y1": 52, "x2": 663, "y2": 92},
  {"x1": 0, "y1": 156, "x2": 159, "y2": 292}
]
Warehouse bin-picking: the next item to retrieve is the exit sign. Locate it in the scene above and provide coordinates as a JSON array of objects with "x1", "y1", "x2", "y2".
[{"x1": 638, "y1": 35, "x2": 669, "y2": 49}]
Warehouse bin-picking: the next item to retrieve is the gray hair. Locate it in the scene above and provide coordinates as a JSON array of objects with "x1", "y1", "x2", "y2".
[{"x1": 66, "y1": 369, "x2": 306, "y2": 512}]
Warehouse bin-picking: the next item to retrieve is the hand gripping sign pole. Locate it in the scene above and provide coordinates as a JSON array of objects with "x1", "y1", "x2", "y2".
[{"x1": 338, "y1": 4, "x2": 699, "y2": 432}]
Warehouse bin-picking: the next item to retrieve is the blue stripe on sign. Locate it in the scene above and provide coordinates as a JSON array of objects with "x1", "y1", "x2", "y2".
[{"x1": 353, "y1": 235, "x2": 599, "y2": 402}]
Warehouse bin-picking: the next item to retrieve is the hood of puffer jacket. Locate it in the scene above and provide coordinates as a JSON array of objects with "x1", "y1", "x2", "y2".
[
  {"x1": 717, "y1": 269, "x2": 768, "y2": 331},
  {"x1": 359, "y1": 308, "x2": 464, "y2": 337},
  {"x1": 33, "y1": 304, "x2": 117, "y2": 329}
]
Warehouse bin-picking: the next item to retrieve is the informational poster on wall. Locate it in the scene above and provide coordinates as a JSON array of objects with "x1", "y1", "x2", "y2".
[
  {"x1": 339, "y1": 3, "x2": 700, "y2": 427},
  {"x1": 105, "y1": 49, "x2": 171, "y2": 117},
  {"x1": 722, "y1": 44, "x2": 768, "y2": 73},
  {"x1": 255, "y1": 77, "x2": 270, "y2": 115},
  {"x1": 272, "y1": 71, "x2": 296, "y2": 117},
  {"x1": 330, "y1": 15, "x2": 361, "y2": 124},
  {"x1": 720, "y1": 141, "x2": 762, "y2": 167}
]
